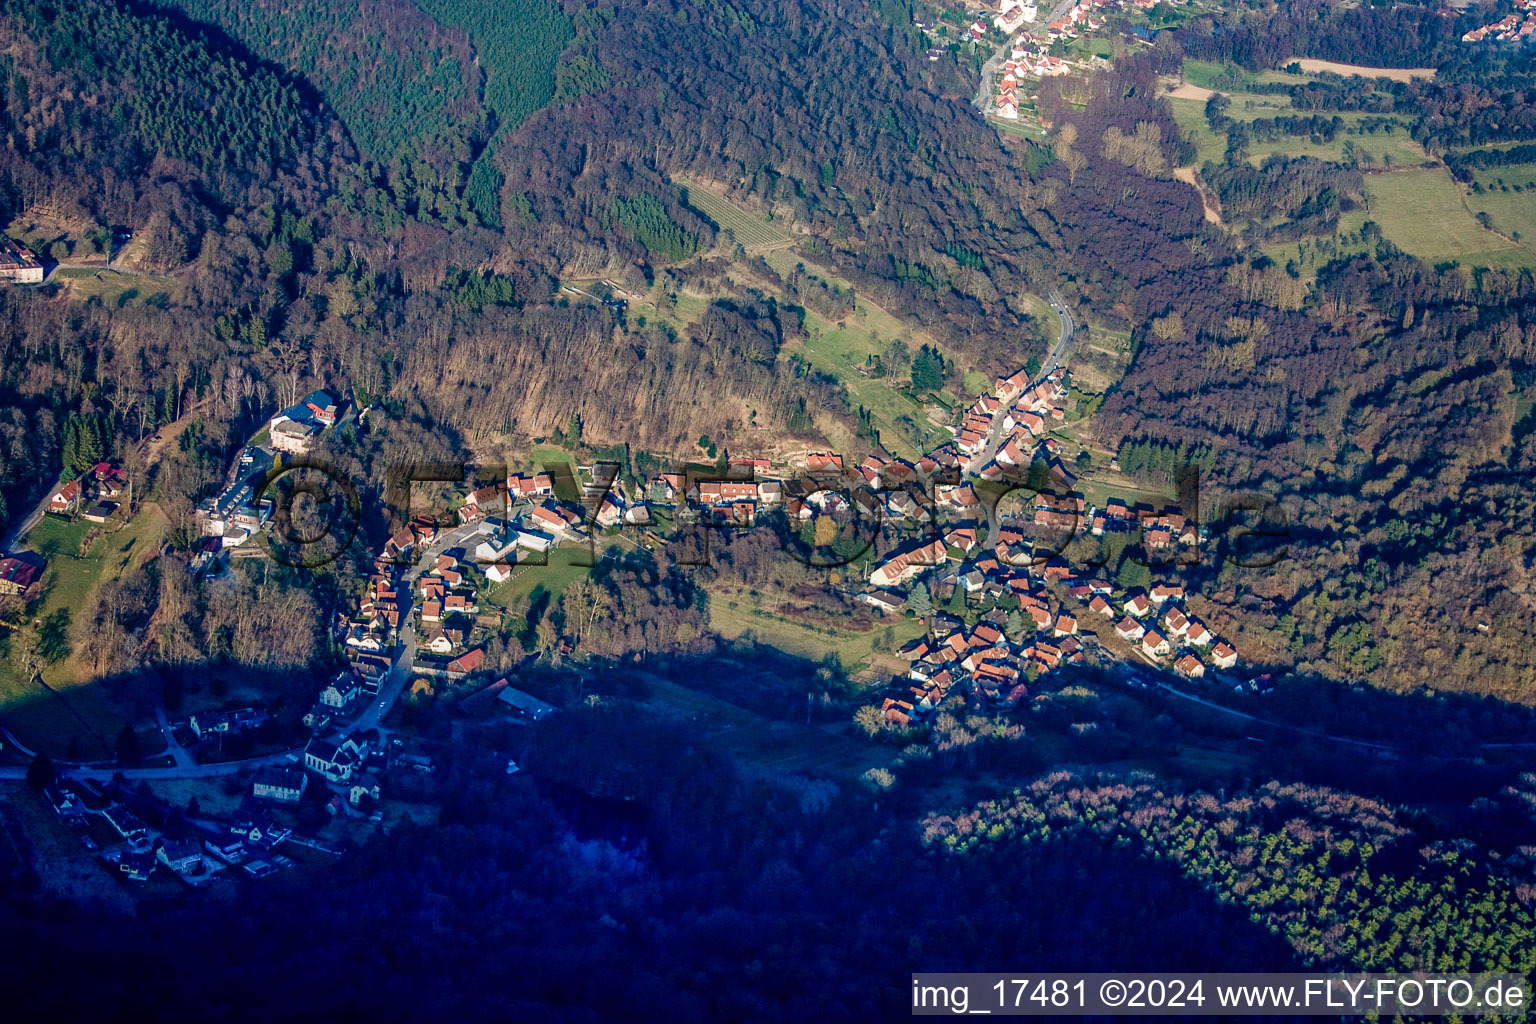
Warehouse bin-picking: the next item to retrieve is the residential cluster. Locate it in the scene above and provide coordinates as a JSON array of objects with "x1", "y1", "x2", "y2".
[
  {"x1": 40, "y1": 773, "x2": 300, "y2": 886},
  {"x1": 1461, "y1": 0, "x2": 1536, "y2": 43},
  {"x1": 847, "y1": 361, "x2": 1247, "y2": 727},
  {"x1": 47, "y1": 460, "x2": 128, "y2": 523},
  {"x1": 978, "y1": 0, "x2": 1156, "y2": 116}
]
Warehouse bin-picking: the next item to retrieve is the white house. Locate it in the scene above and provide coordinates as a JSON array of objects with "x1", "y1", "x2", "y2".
[{"x1": 318, "y1": 672, "x2": 359, "y2": 710}]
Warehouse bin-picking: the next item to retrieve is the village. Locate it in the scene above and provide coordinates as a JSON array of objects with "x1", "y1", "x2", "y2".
[
  {"x1": 946, "y1": 0, "x2": 1158, "y2": 122},
  {"x1": 0, "y1": 330, "x2": 1253, "y2": 894}
]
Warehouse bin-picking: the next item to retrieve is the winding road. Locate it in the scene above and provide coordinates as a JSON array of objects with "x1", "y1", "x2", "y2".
[{"x1": 1043, "y1": 288, "x2": 1075, "y2": 374}]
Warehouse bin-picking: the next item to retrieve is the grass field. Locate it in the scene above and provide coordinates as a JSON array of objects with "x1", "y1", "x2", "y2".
[
  {"x1": 1474, "y1": 164, "x2": 1536, "y2": 190},
  {"x1": 1167, "y1": 97, "x2": 1226, "y2": 166},
  {"x1": 1022, "y1": 292, "x2": 1061, "y2": 346},
  {"x1": 1339, "y1": 168, "x2": 1529, "y2": 269},
  {"x1": 992, "y1": 117, "x2": 1049, "y2": 141},
  {"x1": 707, "y1": 589, "x2": 925, "y2": 671},
  {"x1": 1069, "y1": 36, "x2": 1115, "y2": 58},
  {"x1": 677, "y1": 180, "x2": 793, "y2": 251},
  {"x1": 478, "y1": 543, "x2": 621, "y2": 613},
  {"x1": 1074, "y1": 473, "x2": 1178, "y2": 512},
  {"x1": 638, "y1": 673, "x2": 892, "y2": 780},
  {"x1": 1212, "y1": 92, "x2": 1296, "y2": 120},
  {"x1": 1167, "y1": 95, "x2": 1429, "y2": 170},
  {"x1": 0, "y1": 505, "x2": 170, "y2": 756},
  {"x1": 1247, "y1": 131, "x2": 1428, "y2": 170},
  {"x1": 522, "y1": 445, "x2": 578, "y2": 474},
  {"x1": 754, "y1": 249, "x2": 967, "y2": 456},
  {"x1": 1468, "y1": 166, "x2": 1536, "y2": 248},
  {"x1": 962, "y1": 370, "x2": 992, "y2": 395},
  {"x1": 55, "y1": 268, "x2": 176, "y2": 304},
  {"x1": 1181, "y1": 59, "x2": 1309, "y2": 92},
  {"x1": 790, "y1": 306, "x2": 951, "y2": 457},
  {"x1": 1182, "y1": 60, "x2": 1318, "y2": 91}
]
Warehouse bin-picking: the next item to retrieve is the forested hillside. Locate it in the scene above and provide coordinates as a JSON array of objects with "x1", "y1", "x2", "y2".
[
  {"x1": 1042, "y1": 5, "x2": 1536, "y2": 701},
  {"x1": 0, "y1": 711, "x2": 1312, "y2": 1021},
  {"x1": 2, "y1": 0, "x2": 1536, "y2": 1015},
  {"x1": 924, "y1": 774, "x2": 1536, "y2": 974},
  {"x1": 153, "y1": 0, "x2": 490, "y2": 222},
  {"x1": 2, "y1": 0, "x2": 1536, "y2": 711},
  {"x1": 493, "y1": 0, "x2": 1059, "y2": 370}
]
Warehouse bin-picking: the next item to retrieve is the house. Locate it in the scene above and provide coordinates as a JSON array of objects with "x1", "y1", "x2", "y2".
[
  {"x1": 157, "y1": 837, "x2": 205, "y2": 874},
  {"x1": 882, "y1": 698, "x2": 916, "y2": 727},
  {"x1": 946, "y1": 527, "x2": 978, "y2": 554},
  {"x1": 1184, "y1": 619, "x2": 1213, "y2": 646},
  {"x1": 1175, "y1": 654, "x2": 1205, "y2": 679},
  {"x1": 1164, "y1": 607, "x2": 1189, "y2": 636},
  {"x1": 0, "y1": 554, "x2": 43, "y2": 596},
  {"x1": 698, "y1": 480, "x2": 760, "y2": 504},
  {"x1": 48, "y1": 479, "x2": 82, "y2": 513},
  {"x1": 529, "y1": 502, "x2": 578, "y2": 534},
  {"x1": 857, "y1": 590, "x2": 907, "y2": 615},
  {"x1": 513, "y1": 528, "x2": 554, "y2": 553},
  {"x1": 650, "y1": 473, "x2": 685, "y2": 501},
  {"x1": 460, "y1": 484, "x2": 504, "y2": 523},
  {"x1": 44, "y1": 780, "x2": 80, "y2": 817},
  {"x1": 350, "y1": 653, "x2": 391, "y2": 692},
  {"x1": 1115, "y1": 616, "x2": 1146, "y2": 642},
  {"x1": 473, "y1": 532, "x2": 518, "y2": 566},
  {"x1": 252, "y1": 767, "x2": 307, "y2": 804},
  {"x1": 187, "y1": 706, "x2": 269, "y2": 739},
  {"x1": 1141, "y1": 631, "x2": 1170, "y2": 658},
  {"x1": 0, "y1": 238, "x2": 44, "y2": 283},
  {"x1": 1123, "y1": 592, "x2": 1152, "y2": 618},
  {"x1": 319, "y1": 672, "x2": 360, "y2": 710},
  {"x1": 103, "y1": 807, "x2": 150, "y2": 845},
  {"x1": 1088, "y1": 595, "x2": 1114, "y2": 618},
  {"x1": 508, "y1": 473, "x2": 555, "y2": 501},
  {"x1": 399, "y1": 752, "x2": 435, "y2": 773},
  {"x1": 118, "y1": 850, "x2": 157, "y2": 882},
  {"x1": 592, "y1": 494, "x2": 624, "y2": 528},
  {"x1": 196, "y1": 478, "x2": 272, "y2": 538},
  {"x1": 805, "y1": 453, "x2": 843, "y2": 474},
  {"x1": 349, "y1": 773, "x2": 382, "y2": 808},
  {"x1": 497, "y1": 685, "x2": 559, "y2": 722},
  {"x1": 1210, "y1": 642, "x2": 1238, "y2": 669},
  {"x1": 870, "y1": 538, "x2": 948, "y2": 588},
  {"x1": 443, "y1": 592, "x2": 476, "y2": 616},
  {"x1": 92, "y1": 461, "x2": 128, "y2": 498},
  {"x1": 269, "y1": 417, "x2": 321, "y2": 454},
  {"x1": 1053, "y1": 614, "x2": 1077, "y2": 637},
  {"x1": 1150, "y1": 584, "x2": 1184, "y2": 604},
  {"x1": 446, "y1": 648, "x2": 485, "y2": 678}
]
